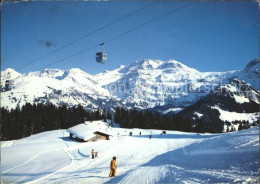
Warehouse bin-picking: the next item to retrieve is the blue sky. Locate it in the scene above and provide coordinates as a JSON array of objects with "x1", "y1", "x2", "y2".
[{"x1": 2, "y1": 1, "x2": 259, "y2": 74}]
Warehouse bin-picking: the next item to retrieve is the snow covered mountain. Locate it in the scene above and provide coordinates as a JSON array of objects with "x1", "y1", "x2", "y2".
[
  {"x1": 179, "y1": 79, "x2": 259, "y2": 132},
  {"x1": 99, "y1": 58, "x2": 259, "y2": 112},
  {"x1": 1, "y1": 58, "x2": 259, "y2": 114},
  {"x1": 1, "y1": 68, "x2": 124, "y2": 111},
  {"x1": 105, "y1": 59, "x2": 206, "y2": 108},
  {"x1": 223, "y1": 59, "x2": 259, "y2": 92}
]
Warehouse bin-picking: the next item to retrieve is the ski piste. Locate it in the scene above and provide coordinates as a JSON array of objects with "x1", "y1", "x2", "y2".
[{"x1": 1, "y1": 120, "x2": 259, "y2": 183}]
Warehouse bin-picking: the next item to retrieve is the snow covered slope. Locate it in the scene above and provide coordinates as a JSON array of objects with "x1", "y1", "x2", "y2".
[
  {"x1": 1, "y1": 121, "x2": 259, "y2": 183},
  {"x1": 229, "y1": 59, "x2": 259, "y2": 90},
  {"x1": 1, "y1": 59, "x2": 259, "y2": 111},
  {"x1": 105, "y1": 59, "x2": 206, "y2": 108},
  {"x1": 179, "y1": 79, "x2": 260, "y2": 132},
  {"x1": 1, "y1": 68, "x2": 124, "y2": 111},
  {"x1": 1, "y1": 68, "x2": 21, "y2": 88}
]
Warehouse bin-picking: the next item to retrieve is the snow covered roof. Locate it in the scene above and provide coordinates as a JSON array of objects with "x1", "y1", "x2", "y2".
[
  {"x1": 66, "y1": 121, "x2": 113, "y2": 141},
  {"x1": 67, "y1": 124, "x2": 95, "y2": 141}
]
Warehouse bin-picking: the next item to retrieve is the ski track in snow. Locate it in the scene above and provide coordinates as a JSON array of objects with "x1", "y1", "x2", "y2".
[
  {"x1": 1, "y1": 134, "x2": 72, "y2": 183},
  {"x1": 2, "y1": 147, "x2": 64, "y2": 175},
  {"x1": 1, "y1": 140, "x2": 15, "y2": 147},
  {"x1": 1, "y1": 122, "x2": 259, "y2": 184},
  {"x1": 25, "y1": 139, "x2": 92, "y2": 184},
  {"x1": 32, "y1": 134, "x2": 200, "y2": 184}
]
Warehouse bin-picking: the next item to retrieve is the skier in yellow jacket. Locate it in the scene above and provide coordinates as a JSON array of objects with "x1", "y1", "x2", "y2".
[{"x1": 109, "y1": 156, "x2": 117, "y2": 177}]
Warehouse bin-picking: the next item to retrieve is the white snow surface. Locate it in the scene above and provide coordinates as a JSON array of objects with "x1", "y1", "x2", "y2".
[
  {"x1": 1, "y1": 121, "x2": 259, "y2": 184},
  {"x1": 1, "y1": 68, "x2": 21, "y2": 80},
  {"x1": 233, "y1": 94, "x2": 250, "y2": 104},
  {"x1": 162, "y1": 107, "x2": 183, "y2": 114},
  {"x1": 212, "y1": 106, "x2": 258, "y2": 123},
  {"x1": 194, "y1": 112, "x2": 203, "y2": 118},
  {"x1": 1, "y1": 68, "x2": 112, "y2": 110}
]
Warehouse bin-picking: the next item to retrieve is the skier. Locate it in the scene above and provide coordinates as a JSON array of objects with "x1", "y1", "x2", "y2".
[
  {"x1": 149, "y1": 134, "x2": 152, "y2": 139},
  {"x1": 95, "y1": 152, "x2": 98, "y2": 158},
  {"x1": 109, "y1": 156, "x2": 117, "y2": 177},
  {"x1": 91, "y1": 149, "x2": 95, "y2": 159}
]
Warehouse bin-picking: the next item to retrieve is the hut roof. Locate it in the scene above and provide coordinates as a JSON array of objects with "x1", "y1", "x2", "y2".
[
  {"x1": 66, "y1": 121, "x2": 113, "y2": 141},
  {"x1": 67, "y1": 124, "x2": 94, "y2": 141}
]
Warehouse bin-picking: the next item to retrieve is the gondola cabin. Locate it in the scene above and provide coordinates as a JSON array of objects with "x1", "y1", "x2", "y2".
[{"x1": 96, "y1": 52, "x2": 107, "y2": 64}]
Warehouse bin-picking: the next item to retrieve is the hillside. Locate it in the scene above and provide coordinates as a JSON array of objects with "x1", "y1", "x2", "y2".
[
  {"x1": 179, "y1": 79, "x2": 259, "y2": 132},
  {"x1": 1, "y1": 121, "x2": 259, "y2": 183}
]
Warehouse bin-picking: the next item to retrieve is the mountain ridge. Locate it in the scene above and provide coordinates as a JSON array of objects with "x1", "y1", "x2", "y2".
[
  {"x1": 178, "y1": 78, "x2": 259, "y2": 132},
  {"x1": 1, "y1": 58, "x2": 259, "y2": 115}
]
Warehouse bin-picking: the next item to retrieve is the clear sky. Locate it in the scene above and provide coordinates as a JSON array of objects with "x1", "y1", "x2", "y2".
[{"x1": 1, "y1": 1, "x2": 259, "y2": 74}]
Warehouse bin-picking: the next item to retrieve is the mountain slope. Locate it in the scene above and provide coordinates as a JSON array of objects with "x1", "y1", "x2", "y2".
[
  {"x1": 103, "y1": 58, "x2": 259, "y2": 110},
  {"x1": 1, "y1": 58, "x2": 259, "y2": 112},
  {"x1": 179, "y1": 79, "x2": 259, "y2": 132},
  {"x1": 105, "y1": 59, "x2": 219, "y2": 109},
  {"x1": 233, "y1": 59, "x2": 259, "y2": 90},
  {"x1": 1, "y1": 68, "x2": 123, "y2": 111}
]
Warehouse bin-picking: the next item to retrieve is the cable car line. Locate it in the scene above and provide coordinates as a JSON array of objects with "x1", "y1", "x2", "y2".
[
  {"x1": 95, "y1": 2, "x2": 193, "y2": 64},
  {"x1": 29, "y1": 1, "x2": 192, "y2": 71},
  {"x1": 6, "y1": 1, "x2": 193, "y2": 74},
  {"x1": 12, "y1": 1, "x2": 158, "y2": 73},
  {"x1": 37, "y1": 44, "x2": 100, "y2": 70},
  {"x1": 103, "y1": 2, "x2": 193, "y2": 45}
]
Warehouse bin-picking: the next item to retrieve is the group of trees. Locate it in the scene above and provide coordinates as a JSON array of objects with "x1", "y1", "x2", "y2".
[
  {"x1": 0, "y1": 103, "x2": 111, "y2": 140},
  {"x1": 225, "y1": 120, "x2": 253, "y2": 132},
  {"x1": 1, "y1": 103, "x2": 256, "y2": 141},
  {"x1": 114, "y1": 107, "x2": 215, "y2": 133},
  {"x1": 114, "y1": 107, "x2": 256, "y2": 133}
]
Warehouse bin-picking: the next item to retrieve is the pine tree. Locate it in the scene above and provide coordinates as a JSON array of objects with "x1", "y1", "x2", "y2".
[
  {"x1": 107, "y1": 111, "x2": 112, "y2": 120},
  {"x1": 226, "y1": 126, "x2": 230, "y2": 132},
  {"x1": 153, "y1": 112, "x2": 161, "y2": 129},
  {"x1": 110, "y1": 116, "x2": 114, "y2": 127},
  {"x1": 102, "y1": 109, "x2": 107, "y2": 122},
  {"x1": 161, "y1": 115, "x2": 170, "y2": 130},
  {"x1": 114, "y1": 107, "x2": 121, "y2": 124}
]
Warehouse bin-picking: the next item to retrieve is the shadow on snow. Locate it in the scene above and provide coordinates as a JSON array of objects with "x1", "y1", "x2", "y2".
[{"x1": 106, "y1": 134, "x2": 259, "y2": 184}]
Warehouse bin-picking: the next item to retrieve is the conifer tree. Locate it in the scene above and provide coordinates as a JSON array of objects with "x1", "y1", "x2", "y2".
[{"x1": 107, "y1": 111, "x2": 112, "y2": 120}]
